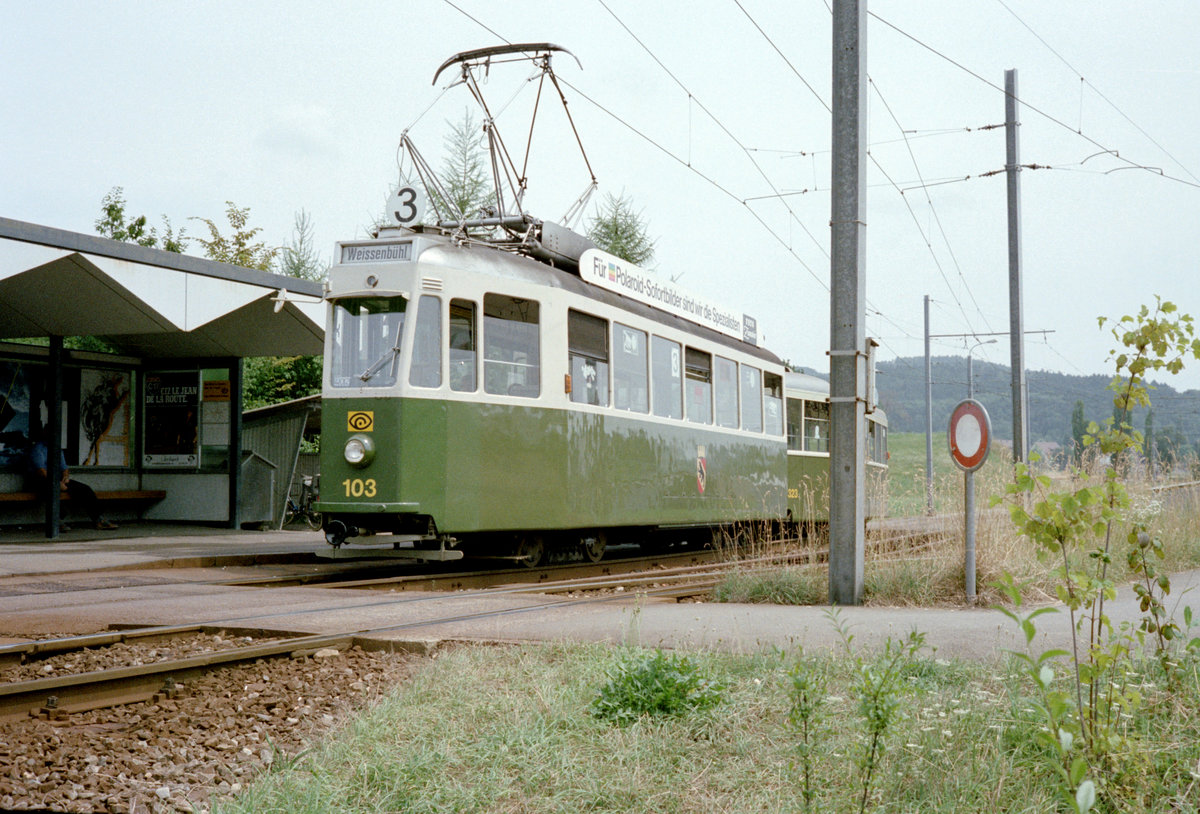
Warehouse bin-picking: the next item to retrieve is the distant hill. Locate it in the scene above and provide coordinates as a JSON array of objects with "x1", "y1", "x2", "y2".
[{"x1": 867, "y1": 356, "x2": 1200, "y2": 448}]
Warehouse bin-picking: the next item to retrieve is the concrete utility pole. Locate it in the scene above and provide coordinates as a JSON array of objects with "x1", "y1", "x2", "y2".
[
  {"x1": 1005, "y1": 68, "x2": 1030, "y2": 464},
  {"x1": 964, "y1": 339, "x2": 995, "y2": 601},
  {"x1": 924, "y1": 295, "x2": 934, "y2": 515},
  {"x1": 829, "y1": 0, "x2": 867, "y2": 605}
]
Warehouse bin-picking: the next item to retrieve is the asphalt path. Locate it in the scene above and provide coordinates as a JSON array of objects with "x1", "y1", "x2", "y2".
[{"x1": 2, "y1": 526, "x2": 1199, "y2": 664}]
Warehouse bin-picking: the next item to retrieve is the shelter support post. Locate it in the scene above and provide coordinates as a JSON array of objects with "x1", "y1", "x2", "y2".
[
  {"x1": 43, "y1": 335, "x2": 64, "y2": 539},
  {"x1": 227, "y1": 358, "x2": 242, "y2": 529}
]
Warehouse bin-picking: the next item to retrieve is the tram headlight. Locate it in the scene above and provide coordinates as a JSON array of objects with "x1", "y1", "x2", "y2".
[{"x1": 344, "y1": 434, "x2": 376, "y2": 468}]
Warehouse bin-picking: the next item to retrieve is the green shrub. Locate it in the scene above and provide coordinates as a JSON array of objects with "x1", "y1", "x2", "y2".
[{"x1": 590, "y1": 649, "x2": 724, "y2": 725}]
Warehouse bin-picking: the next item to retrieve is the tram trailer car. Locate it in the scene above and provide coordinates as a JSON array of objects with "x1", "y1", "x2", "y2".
[
  {"x1": 316, "y1": 226, "x2": 793, "y2": 564},
  {"x1": 783, "y1": 372, "x2": 889, "y2": 525}
]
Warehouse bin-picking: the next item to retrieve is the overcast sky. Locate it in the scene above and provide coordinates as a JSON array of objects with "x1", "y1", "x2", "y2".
[{"x1": 4, "y1": 1, "x2": 1199, "y2": 395}]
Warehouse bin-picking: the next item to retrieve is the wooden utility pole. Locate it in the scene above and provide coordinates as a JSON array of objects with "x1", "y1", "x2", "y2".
[{"x1": 829, "y1": 0, "x2": 867, "y2": 605}]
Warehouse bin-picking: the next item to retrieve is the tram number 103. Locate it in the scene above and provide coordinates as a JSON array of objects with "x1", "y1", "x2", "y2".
[{"x1": 342, "y1": 478, "x2": 378, "y2": 498}]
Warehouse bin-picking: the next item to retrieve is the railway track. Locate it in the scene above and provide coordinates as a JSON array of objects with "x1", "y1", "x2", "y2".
[
  {"x1": 0, "y1": 514, "x2": 954, "y2": 728},
  {"x1": 0, "y1": 522, "x2": 952, "y2": 725},
  {"x1": 220, "y1": 517, "x2": 954, "y2": 593},
  {"x1": 0, "y1": 588, "x2": 620, "y2": 723}
]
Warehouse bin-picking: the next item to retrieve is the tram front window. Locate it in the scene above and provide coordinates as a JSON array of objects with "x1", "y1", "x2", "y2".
[{"x1": 330, "y1": 296, "x2": 408, "y2": 388}]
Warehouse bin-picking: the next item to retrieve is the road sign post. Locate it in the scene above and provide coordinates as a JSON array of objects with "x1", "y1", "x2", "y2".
[{"x1": 948, "y1": 399, "x2": 992, "y2": 602}]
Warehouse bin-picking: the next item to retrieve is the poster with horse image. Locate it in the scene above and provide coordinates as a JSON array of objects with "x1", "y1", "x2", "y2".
[{"x1": 77, "y1": 369, "x2": 131, "y2": 467}]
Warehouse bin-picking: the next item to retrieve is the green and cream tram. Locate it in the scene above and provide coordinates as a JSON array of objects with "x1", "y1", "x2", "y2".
[{"x1": 316, "y1": 227, "x2": 791, "y2": 564}]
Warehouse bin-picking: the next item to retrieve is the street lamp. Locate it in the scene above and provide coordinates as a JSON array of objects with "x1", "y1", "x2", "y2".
[{"x1": 967, "y1": 339, "x2": 997, "y2": 399}]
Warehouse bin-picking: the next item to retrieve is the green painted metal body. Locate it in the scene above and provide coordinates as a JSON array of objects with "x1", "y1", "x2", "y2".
[
  {"x1": 785, "y1": 453, "x2": 888, "y2": 523},
  {"x1": 786, "y1": 452, "x2": 831, "y2": 524},
  {"x1": 318, "y1": 394, "x2": 786, "y2": 534}
]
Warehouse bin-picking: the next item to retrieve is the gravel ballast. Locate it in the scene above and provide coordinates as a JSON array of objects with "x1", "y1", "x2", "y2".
[{"x1": 0, "y1": 634, "x2": 420, "y2": 813}]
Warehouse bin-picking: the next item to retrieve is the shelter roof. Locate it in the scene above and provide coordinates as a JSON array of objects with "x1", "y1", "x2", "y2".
[
  {"x1": 244, "y1": 393, "x2": 321, "y2": 435},
  {"x1": 0, "y1": 217, "x2": 325, "y2": 358}
]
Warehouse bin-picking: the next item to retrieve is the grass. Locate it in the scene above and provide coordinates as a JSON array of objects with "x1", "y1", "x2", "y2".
[
  {"x1": 886, "y1": 431, "x2": 1015, "y2": 518},
  {"x1": 715, "y1": 436, "x2": 1200, "y2": 608},
  {"x1": 216, "y1": 641, "x2": 1200, "y2": 813},
  {"x1": 214, "y1": 445, "x2": 1200, "y2": 811},
  {"x1": 716, "y1": 492, "x2": 1200, "y2": 608}
]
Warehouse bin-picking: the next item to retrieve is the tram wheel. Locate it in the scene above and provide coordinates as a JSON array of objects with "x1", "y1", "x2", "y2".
[
  {"x1": 515, "y1": 535, "x2": 545, "y2": 568},
  {"x1": 580, "y1": 532, "x2": 606, "y2": 563}
]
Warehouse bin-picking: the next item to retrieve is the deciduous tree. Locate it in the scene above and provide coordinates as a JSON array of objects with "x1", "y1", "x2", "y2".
[
  {"x1": 192, "y1": 202, "x2": 277, "y2": 270},
  {"x1": 95, "y1": 187, "x2": 187, "y2": 252}
]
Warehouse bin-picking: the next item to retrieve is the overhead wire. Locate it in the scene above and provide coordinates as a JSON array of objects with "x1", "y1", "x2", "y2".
[
  {"x1": 868, "y1": 77, "x2": 994, "y2": 335},
  {"x1": 442, "y1": 1, "x2": 1029, "y2": 360},
  {"x1": 868, "y1": 9, "x2": 1200, "y2": 191},
  {"x1": 594, "y1": 0, "x2": 829, "y2": 262},
  {"x1": 606, "y1": 4, "x2": 933, "y2": 353},
  {"x1": 432, "y1": 1, "x2": 1200, "y2": 400},
  {"x1": 741, "y1": 173, "x2": 983, "y2": 203},
  {"x1": 722, "y1": 0, "x2": 945, "y2": 349},
  {"x1": 730, "y1": 0, "x2": 830, "y2": 113},
  {"x1": 993, "y1": 0, "x2": 1200, "y2": 186},
  {"x1": 557, "y1": 77, "x2": 829, "y2": 291},
  {"x1": 439, "y1": 0, "x2": 833, "y2": 290},
  {"x1": 756, "y1": 125, "x2": 1004, "y2": 158},
  {"x1": 440, "y1": 0, "x2": 509, "y2": 42},
  {"x1": 441, "y1": 0, "x2": 969, "y2": 358}
]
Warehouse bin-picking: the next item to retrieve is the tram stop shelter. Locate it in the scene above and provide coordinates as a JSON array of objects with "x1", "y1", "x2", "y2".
[{"x1": 0, "y1": 217, "x2": 325, "y2": 538}]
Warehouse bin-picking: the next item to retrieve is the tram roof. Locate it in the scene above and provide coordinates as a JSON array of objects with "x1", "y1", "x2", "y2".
[
  {"x1": 0, "y1": 217, "x2": 324, "y2": 358},
  {"x1": 785, "y1": 371, "x2": 831, "y2": 395},
  {"x1": 413, "y1": 239, "x2": 785, "y2": 368}
]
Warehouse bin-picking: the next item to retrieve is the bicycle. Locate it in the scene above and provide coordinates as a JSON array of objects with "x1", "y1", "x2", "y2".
[{"x1": 283, "y1": 474, "x2": 322, "y2": 530}]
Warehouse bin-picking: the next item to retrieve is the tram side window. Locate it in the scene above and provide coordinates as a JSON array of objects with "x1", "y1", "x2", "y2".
[
  {"x1": 568, "y1": 310, "x2": 609, "y2": 407},
  {"x1": 330, "y1": 296, "x2": 407, "y2": 388},
  {"x1": 714, "y1": 356, "x2": 738, "y2": 428},
  {"x1": 449, "y1": 299, "x2": 477, "y2": 392},
  {"x1": 868, "y1": 419, "x2": 887, "y2": 463},
  {"x1": 651, "y1": 336, "x2": 682, "y2": 420},
  {"x1": 786, "y1": 398, "x2": 804, "y2": 450},
  {"x1": 740, "y1": 364, "x2": 763, "y2": 433},
  {"x1": 804, "y1": 400, "x2": 830, "y2": 452},
  {"x1": 764, "y1": 371, "x2": 784, "y2": 436},
  {"x1": 613, "y1": 323, "x2": 648, "y2": 413},
  {"x1": 483, "y1": 294, "x2": 540, "y2": 397},
  {"x1": 409, "y1": 295, "x2": 443, "y2": 388},
  {"x1": 685, "y1": 348, "x2": 712, "y2": 425}
]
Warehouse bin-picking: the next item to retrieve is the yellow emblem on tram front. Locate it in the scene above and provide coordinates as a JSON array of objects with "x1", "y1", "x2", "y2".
[{"x1": 347, "y1": 411, "x2": 374, "y2": 432}]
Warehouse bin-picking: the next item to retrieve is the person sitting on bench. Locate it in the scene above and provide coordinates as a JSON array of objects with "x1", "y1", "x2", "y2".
[{"x1": 25, "y1": 437, "x2": 118, "y2": 531}]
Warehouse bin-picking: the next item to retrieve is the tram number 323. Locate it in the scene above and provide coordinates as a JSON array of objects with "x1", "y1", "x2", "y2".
[{"x1": 343, "y1": 478, "x2": 378, "y2": 498}]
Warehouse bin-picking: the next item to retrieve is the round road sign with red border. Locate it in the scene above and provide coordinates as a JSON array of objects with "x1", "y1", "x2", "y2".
[{"x1": 948, "y1": 399, "x2": 992, "y2": 472}]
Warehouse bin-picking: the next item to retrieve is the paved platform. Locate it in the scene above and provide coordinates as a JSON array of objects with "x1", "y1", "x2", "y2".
[
  {"x1": 2, "y1": 524, "x2": 1198, "y2": 663},
  {"x1": 0, "y1": 523, "x2": 326, "y2": 577}
]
